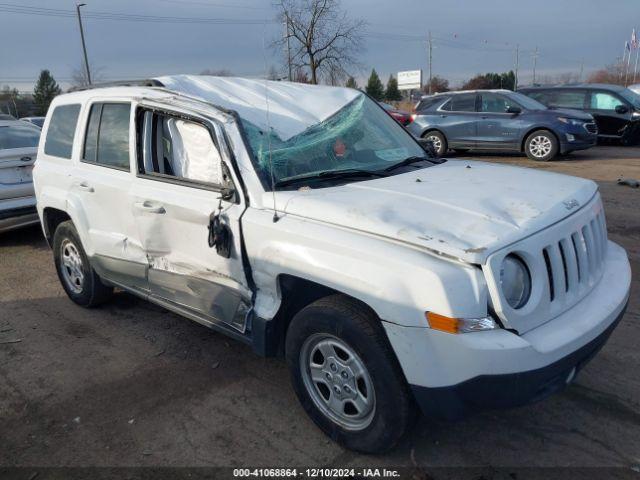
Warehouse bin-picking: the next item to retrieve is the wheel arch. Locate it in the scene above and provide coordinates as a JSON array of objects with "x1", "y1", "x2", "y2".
[
  {"x1": 42, "y1": 207, "x2": 71, "y2": 247},
  {"x1": 520, "y1": 126, "x2": 560, "y2": 152},
  {"x1": 252, "y1": 274, "x2": 379, "y2": 357}
]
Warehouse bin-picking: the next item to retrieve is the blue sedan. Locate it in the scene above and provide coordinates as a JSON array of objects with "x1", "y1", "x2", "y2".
[{"x1": 407, "y1": 90, "x2": 597, "y2": 161}]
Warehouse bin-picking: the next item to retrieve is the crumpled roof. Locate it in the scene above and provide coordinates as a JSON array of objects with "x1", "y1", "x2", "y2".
[{"x1": 155, "y1": 75, "x2": 360, "y2": 141}]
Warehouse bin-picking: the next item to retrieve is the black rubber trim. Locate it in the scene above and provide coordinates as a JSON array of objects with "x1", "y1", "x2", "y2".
[
  {"x1": 0, "y1": 206, "x2": 37, "y2": 221},
  {"x1": 410, "y1": 300, "x2": 628, "y2": 420}
]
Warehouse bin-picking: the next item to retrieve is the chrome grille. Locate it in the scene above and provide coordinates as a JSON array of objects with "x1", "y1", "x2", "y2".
[
  {"x1": 584, "y1": 122, "x2": 598, "y2": 134},
  {"x1": 542, "y1": 209, "x2": 607, "y2": 312}
]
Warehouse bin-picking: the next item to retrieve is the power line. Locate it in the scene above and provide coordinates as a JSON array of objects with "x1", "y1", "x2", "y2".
[
  {"x1": 155, "y1": 0, "x2": 271, "y2": 10},
  {"x1": 0, "y1": 3, "x2": 273, "y2": 24}
]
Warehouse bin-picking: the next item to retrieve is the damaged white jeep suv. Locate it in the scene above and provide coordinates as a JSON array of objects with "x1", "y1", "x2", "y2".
[{"x1": 34, "y1": 76, "x2": 631, "y2": 453}]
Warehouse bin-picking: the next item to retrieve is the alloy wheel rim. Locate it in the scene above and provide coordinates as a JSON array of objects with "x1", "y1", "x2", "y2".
[
  {"x1": 60, "y1": 239, "x2": 84, "y2": 294},
  {"x1": 300, "y1": 333, "x2": 376, "y2": 431},
  {"x1": 426, "y1": 135, "x2": 443, "y2": 153},
  {"x1": 530, "y1": 135, "x2": 552, "y2": 158}
]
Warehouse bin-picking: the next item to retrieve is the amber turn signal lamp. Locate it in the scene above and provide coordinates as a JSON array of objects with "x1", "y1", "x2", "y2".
[{"x1": 426, "y1": 312, "x2": 459, "y2": 334}]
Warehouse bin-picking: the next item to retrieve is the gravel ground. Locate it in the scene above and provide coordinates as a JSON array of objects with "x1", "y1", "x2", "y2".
[{"x1": 0, "y1": 146, "x2": 638, "y2": 472}]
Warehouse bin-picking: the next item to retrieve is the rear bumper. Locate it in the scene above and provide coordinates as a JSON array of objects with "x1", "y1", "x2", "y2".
[
  {"x1": 0, "y1": 196, "x2": 38, "y2": 233},
  {"x1": 410, "y1": 301, "x2": 627, "y2": 420}
]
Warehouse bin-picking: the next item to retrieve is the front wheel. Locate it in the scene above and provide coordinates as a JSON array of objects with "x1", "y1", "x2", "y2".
[
  {"x1": 286, "y1": 295, "x2": 416, "y2": 453},
  {"x1": 422, "y1": 131, "x2": 447, "y2": 157},
  {"x1": 525, "y1": 130, "x2": 558, "y2": 161}
]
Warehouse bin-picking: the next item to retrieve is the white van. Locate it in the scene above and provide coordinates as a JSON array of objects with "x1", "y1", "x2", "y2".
[{"x1": 33, "y1": 76, "x2": 631, "y2": 453}]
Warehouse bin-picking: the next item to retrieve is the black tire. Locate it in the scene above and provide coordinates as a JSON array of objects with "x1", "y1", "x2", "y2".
[
  {"x1": 422, "y1": 130, "x2": 447, "y2": 157},
  {"x1": 524, "y1": 129, "x2": 559, "y2": 161},
  {"x1": 285, "y1": 294, "x2": 416, "y2": 453},
  {"x1": 53, "y1": 220, "x2": 113, "y2": 307}
]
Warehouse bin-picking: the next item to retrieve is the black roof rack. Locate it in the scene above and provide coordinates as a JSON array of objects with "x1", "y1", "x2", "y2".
[{"x1": 68, "y1": 79, "x2": 165, "y2": 92}]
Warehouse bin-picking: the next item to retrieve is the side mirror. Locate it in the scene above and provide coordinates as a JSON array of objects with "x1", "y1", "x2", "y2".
[
  {"x1": 615, "y1": 104, "x2": 629, "y2": 114},
  {"x1": 506, "y1": 105, "x2": 522, "y2": 114}
]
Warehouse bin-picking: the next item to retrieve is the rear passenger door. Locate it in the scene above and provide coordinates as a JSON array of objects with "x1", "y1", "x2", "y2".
[
  {"x1": 131, "y1": 104, "x2": 252, "y2": 333},
  {"x1": 74, "y1": 101, "x2": 148, "y2": 291},
  {"x1": 437, "y1": 93, "x2": 478, "y2": 147}
]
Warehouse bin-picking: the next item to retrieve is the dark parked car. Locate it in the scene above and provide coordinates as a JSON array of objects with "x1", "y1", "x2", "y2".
[
  {"x1": 519, "y1": 84, "x2": 640, "y2": 144},
  {"x1": 407, "y1": 90, "x2": 597, "y2": 161},
  {"x1": 379, "y1": 102, "x2": 413, "y2": 126}
]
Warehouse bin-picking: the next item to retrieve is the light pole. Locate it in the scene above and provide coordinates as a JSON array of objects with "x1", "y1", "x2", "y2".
[{"x1": 76, "y1": 3, "x2": 91, "y2": 85}]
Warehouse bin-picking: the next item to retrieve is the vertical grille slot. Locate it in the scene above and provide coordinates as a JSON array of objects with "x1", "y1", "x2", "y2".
[
  {"x1": 582, "y1": 224, "x2": 597, "y2": 275},
  {"x1": 560, "y1": 237, "x2": 579, "y2": 292},
  {"x1": 558, "y1": 241, "x2": 569, "y2": 292},
  {"x1": 543, "y1": 248, "x2": 554, "y2": 302},
  {"x1": 570, "y1": 234, "x2": 582, "y2": 283},
  {"x1": 544, "y1": 243, "x2": 567, "y2": 304}
]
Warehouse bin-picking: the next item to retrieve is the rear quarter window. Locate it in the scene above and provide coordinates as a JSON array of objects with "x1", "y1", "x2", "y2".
[{"x1": 44, "y1": 104, "x2": 81, "y2": 159}]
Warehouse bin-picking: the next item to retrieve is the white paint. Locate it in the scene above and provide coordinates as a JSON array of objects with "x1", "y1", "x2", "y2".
[{"x1": 33, "y1": 77, "x2": 631, "y2": 395}]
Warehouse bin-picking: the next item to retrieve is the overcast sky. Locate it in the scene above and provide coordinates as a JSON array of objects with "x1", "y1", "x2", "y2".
[{"x1": 1, "y1": 0, "x2": 638, "y2": 92}]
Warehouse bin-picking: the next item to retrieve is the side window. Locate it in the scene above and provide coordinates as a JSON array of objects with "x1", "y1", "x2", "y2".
[
  {"x1": 550, "y1": 91, "x2": 586, "y2": 109},
  {"x1": 82, "y1": 103, "x2": 131, "y2": 169},
  {"x1": 590, "y1": 92, "x2": 625, "y2": 110},
  {"x1": 44, "y1": 104, "x2": 81, "y2": 159},
  {"x1": 448, "y1": 94, "x2": 477, "y2": 112},
  {"x1": 139, "y1": 110, "x2": 224, "y2": 187},
  {"x1": 480, "y1": 93, "x2": 518, "y2": 113},
  {"x1": 525, "y1": 91, "x2": 551, "y2": 105}
]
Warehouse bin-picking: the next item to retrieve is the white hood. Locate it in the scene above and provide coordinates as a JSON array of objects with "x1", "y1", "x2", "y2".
[{"x1": 273, "y1": 160, "x2": 598, "y2": 264}]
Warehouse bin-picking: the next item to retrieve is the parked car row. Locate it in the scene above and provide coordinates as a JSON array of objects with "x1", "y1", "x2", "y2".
[
  {"x1": 19, "y1": 75, "x2": 630, "y2": 454},
  {"x1": 400, "y1": 83, "x2": 640, "y2": 160},
  {"x1": 407, "y1": 89, "x2": 597, "y2": 161}
]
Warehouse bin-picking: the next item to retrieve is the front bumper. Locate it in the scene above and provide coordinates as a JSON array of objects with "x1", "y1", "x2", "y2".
[
  {"x1": 410, "y1": 301, "x2": 627, "y2": 420},
  {"x1": 382, "y1": 241, "x2": 631, "y2": 419}
]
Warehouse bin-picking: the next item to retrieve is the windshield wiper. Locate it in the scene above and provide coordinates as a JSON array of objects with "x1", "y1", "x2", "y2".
[
  {"x1": 274, "y1": 169, "x2": 387, "y2": 188},
  {"x1": 384, "y1": 155, "x2": 440, "y2": 172}
]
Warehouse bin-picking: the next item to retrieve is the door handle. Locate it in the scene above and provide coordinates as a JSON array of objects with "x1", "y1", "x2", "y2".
[
  {"x1": 134, "y1": 201, "x2": 166, "y2": 214},
  {"x1": 75, "y1": 181, "x2": 94, "y2": 193},
  {"x1": 440, "y1": 114, "x2": 447, "y2": 118},
  {"x1": 481, "y1": 116, "x2": 488, "y2": 119}
]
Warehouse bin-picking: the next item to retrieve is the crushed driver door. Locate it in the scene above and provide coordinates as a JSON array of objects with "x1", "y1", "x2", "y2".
[{"x1": 131, "y1": 102, "x2": 252, "y2": 333}]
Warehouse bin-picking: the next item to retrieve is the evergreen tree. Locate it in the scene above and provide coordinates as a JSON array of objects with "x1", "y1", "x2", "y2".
[
  {"x1": 385, "y1": 75, "x2": 402, "y2": 101},
  {"x1": 365, "y1": 69, "x2": 384, "y2": 101},
  {"x1": 33, "y1": 70, "x2": 61, "y2": 116},
  {"x1": 345, "y1": 76, "x2": 358, "y2": 89}
]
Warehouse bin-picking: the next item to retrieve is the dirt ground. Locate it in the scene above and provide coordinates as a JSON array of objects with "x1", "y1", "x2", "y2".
[{"x1": 0, "y1": 146, "x2": 639, "y2": 472}]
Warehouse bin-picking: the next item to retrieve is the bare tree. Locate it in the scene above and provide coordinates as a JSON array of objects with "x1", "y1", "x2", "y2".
[
  {"x1": 276, "y1": 0, "x2": 365, "y2": 85},
  {"x1": 71, "y1": 61, "x2": 105, "y2": 88}
]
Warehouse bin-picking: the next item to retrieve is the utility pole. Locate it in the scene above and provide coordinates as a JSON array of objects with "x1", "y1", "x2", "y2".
[
  {"x1": 514, "y1": 44, "x2": 519, "y2": 90},
  {"x1": 427, "y1": 31, "x2": 433, "y2": 95},
  {"x1": 579, "y1": 59, "x2": 584, "y2": 82},
  {"x1": 532, "y1": 46, "x2": 539, "y2": 85},
  {"x1": 284, "y1": 18, "x2": 292, "y2": 81},
  {"x1": 76, "y1": 3, "x2": 91, "y2": 86}
]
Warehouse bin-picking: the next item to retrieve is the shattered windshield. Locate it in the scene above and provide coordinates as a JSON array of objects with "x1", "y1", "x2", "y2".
[{"x1": 240, "y1": 93, "x2": 428, "y2": 188}]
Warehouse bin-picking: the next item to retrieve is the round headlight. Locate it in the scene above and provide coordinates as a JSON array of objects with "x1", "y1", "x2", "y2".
[{"x1": 500, "y1": 255, "x2": 531, "y2": 309}]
